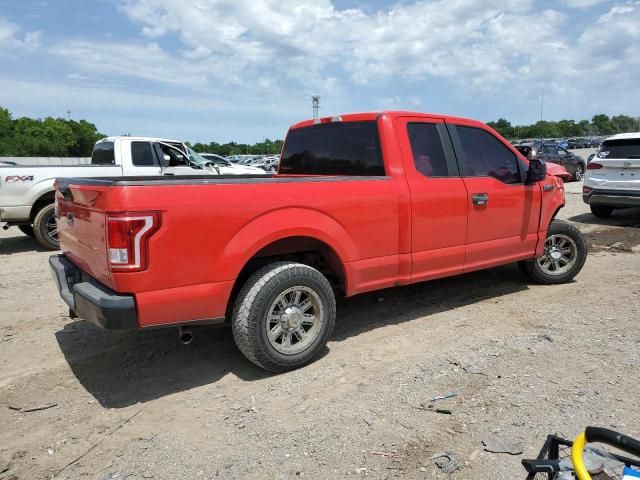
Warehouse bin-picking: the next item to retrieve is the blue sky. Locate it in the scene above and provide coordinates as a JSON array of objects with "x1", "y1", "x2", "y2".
[{"x1": 0, "y1": 0, "x2": 637, "y2": 143}]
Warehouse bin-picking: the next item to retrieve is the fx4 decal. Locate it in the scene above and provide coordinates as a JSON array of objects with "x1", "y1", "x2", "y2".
[{"x1": 5, "y1": 175, "x2": 34, "y2": 183}]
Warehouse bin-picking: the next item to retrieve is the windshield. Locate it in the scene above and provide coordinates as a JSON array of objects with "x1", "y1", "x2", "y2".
[
  {"x1": 597, "y1": 138, "x2": 640, "y2": 159},
  {"x1": 185, "y1": 146, "x2": 209, "y2": 166}
]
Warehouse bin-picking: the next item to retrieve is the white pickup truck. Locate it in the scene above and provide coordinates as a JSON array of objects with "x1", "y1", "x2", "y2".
[{"x1": 0, "y1": 136, "x2": 223, "y2": 249}]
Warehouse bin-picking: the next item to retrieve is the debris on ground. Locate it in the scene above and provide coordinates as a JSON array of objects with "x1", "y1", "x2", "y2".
[
  {"x1": 431, "y1": 392, "x2": 458, "y2": 402},
  {"x1": 431, "y1": 451, "x2": 461, "y2": 474},
  {"x1": 483, "y1": 436, "x2": 523, "y2": 455},
  {"x1": 8, "y1": 403, "x2": 58, "y2": 413}
]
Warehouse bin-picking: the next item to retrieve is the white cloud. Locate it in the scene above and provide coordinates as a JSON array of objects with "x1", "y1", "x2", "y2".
[
  {"x1": 0, "y1": 17, "x2": 41, "y2": 51},
  {"x1": 562, "y1": 0, "x2": 609, "y2": 7}
]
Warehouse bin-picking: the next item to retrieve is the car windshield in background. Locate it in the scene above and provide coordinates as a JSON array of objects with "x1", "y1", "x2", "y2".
[
  {"x1": 279, "y1": 121, "x2": 385, "y2": 176},
  {"x1": 514, "y1": 145, "x2": 534, "y2": 159},
  {"x1": 598, "y1": 139, "x2": 640, "y2": 159}
]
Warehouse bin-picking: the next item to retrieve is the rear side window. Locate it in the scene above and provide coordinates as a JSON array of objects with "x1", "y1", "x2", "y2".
[
  {"x1": 407, "y1": 123, "x2": 449, "y2": 177},
  {"x1": 91, "y1": 141, "x2": 115, "y2": 165},
  {"x1": 597, "y1": 139, "x2": 640, "y2": 159},
  {"x1": 280, "y1": 121, "x2": 385, "y2": 176},
  {"x1": 131, "y1": 141, "x2": 156, "y2": 166},
  {"x1": 454, "y1": 126, "x2": 521, "y2": 184}
]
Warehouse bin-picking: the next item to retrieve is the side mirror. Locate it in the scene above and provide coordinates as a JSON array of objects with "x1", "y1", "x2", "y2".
[
  {"x1": 587, "y1": 153, "x2": 595, "y2": 162},
  {"x1": 525, "y1": 158, "x2": 547, "y2": 184}
]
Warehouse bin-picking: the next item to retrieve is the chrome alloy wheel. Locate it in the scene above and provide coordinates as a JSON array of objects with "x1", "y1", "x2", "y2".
[
  {"x1": 266, "y1": 286, "x2": 324, "y2": 355},
  {"x1": 45, "y1": 214, "x2": 58, "y2": 243},
  {"x1": 537, "y1": 234, "x2": 578, "y2": 276}
]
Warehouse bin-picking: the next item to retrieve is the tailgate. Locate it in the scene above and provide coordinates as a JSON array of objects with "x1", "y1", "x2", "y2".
[{"x1": 55, "y1": 181, "x2": 112, "y2": 286}]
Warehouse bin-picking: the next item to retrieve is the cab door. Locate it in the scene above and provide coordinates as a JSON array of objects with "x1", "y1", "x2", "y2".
[
  {"x1": 446, "y1": 121, "x2": 542, "y2": 272},
  {"x1": 120, "y1": 139, "x2": 162, "y2": 176},
  {"x1": 395, "y1": 116, "x2": 468, "y2": 282}
]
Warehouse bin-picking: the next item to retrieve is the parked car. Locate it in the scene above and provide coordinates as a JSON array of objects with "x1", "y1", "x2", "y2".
[
  {"x1": 583, "y1": 132, "x2": 640, "y2": 217},
  {"x1": 0, "y1": 136, "x2": 216, "y2": 249},
  {"x1": 200, "y1": 153, "x2": 267, "y2": 174},
  {"x1": 0, "y1": 160, "x2": 17, "y2": 166},
  {"x1": 50, "y1": 111, "x2": 586, "y2": 372},
  {"x1": 514, "y1": 142, "x2": 586, "y2": 181}
]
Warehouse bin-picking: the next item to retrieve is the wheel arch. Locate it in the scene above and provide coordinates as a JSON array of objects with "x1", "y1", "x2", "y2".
[
  {"x1": 214, "y1": 208, "x2": 358, "y2": 317},
  {"x1": 30, "y1": 190, "x2": 56, "y2": 221}
]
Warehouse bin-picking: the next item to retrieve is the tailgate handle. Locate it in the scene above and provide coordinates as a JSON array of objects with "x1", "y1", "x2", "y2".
[{"x1": 472, "y1": 193, "x2": 489, "y2": 206}]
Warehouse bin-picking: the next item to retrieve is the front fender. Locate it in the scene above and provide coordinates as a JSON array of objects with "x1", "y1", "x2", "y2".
[{"x1": 208, "y1": 207, "x2": 358, "y2": 283}]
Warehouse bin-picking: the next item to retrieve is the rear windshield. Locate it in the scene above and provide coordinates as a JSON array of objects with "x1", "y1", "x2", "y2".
[
  {"x1": 598, "y1": 139, "x2": 640, "y2": 159},
  {"x1": 279, "y1": 121, "x2": 385, "y2": 176},
  {"x1": 91, "y1": 141, "x2": 115, "y2": 165}
]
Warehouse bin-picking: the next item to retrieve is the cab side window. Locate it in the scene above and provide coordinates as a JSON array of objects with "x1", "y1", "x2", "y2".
[
  {"x1": 159, "y1": 143, "x2": 189, "y2": 167},
  {"x1": 454, "y1": 126, "x2": 521, "y2": 184},
  {"x1": 131, "y1": 141, "x2": 156, "y2": 167},
  {"x1": 407, "y1": 123, "x2": 450, "y2": 177}
]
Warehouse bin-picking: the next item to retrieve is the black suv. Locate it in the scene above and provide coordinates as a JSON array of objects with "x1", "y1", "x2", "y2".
[{"x1": 515, "y1": 142, "x2": 586, "y2": 181}]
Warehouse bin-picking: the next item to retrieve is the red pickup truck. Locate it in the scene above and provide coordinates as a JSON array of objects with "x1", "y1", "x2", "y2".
[{"x1": 50, "y1": 111, "x2": 586, "y2": 371}]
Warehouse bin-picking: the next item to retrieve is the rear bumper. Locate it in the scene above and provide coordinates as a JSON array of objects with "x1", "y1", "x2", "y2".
[
  {"x1": 0, "y1": 205, "x2": 31, "y2": 222},
  {"x1": 582, "y1": 188, "x2": 640, "y2": 207},
  {"x1": 49, "y1": 254, "x2": 138, "y2": 330}
]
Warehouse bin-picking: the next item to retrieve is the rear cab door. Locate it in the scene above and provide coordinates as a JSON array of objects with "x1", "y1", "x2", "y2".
[
  {"x1": 393, "y1": 115, "x2": 468, "y2": 281},
  {"x1": 116, "y1": 138, "x2": 163, "y2": 176},
  {"x1": 445, "y1": 121, "x2": 542, "y2": 272}
]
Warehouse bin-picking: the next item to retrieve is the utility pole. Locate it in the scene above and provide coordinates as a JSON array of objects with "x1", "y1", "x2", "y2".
[{"x1": 312, "y1": 95, "x2": 320, "y2": 119}]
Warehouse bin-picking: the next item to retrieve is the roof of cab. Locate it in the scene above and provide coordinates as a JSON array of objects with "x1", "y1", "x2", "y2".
[
  {"x1": 98, "y1": 136, "x2": 183, "y2": 144},
  {"x1": 289, "y1": 111, "x2": 486, "y2": 130},
  {"x1": 604, "y1": 132, "x2": 640, "y2": 141}
]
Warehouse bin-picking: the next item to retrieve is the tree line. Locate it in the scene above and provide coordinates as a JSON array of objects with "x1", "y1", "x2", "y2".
[
  {"x1": 487, "y1": 114, "x2": 640, "y2": 140},
  {"x1": 2, "y1": 106, "x2": 638, "y2": 157},
  {"x1": 0, "y1": 107, "x2": 105, "y2": 157}
]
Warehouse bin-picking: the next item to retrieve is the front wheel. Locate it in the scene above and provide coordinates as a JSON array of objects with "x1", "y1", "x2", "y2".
[
  {"x1": 573, "y1": 163, "x2": 584, "y2": 181},
  {"x1": 232, "y1": 262, "x2": 336, "y2": 372},
  {"x1": 18, "y1": 225, "x2": 35, "y2": 237},
  {"x1": 519, "y1": 220, "x2": 587, "y2": 285}
]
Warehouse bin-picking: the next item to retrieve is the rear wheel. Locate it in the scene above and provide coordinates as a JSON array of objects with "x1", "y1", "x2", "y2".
[
  {"x1": 590, "y1": 205, "x2": 613, "y2": 218},
  {"x1": 232, "y1": 262, "x2": 336, "y2": 372},
  {"x1": 573, "y1": 163, "x2": 584, "y2": 181},
  {"x1": 519, "y1": 220, "x2": 587, "y2": 285},
  {"x1": 18, "y1": 225, "x2": 35, "y2": 237},
  {"x1": 33, "y1": 203, "x2": 59, "y2": 250}
]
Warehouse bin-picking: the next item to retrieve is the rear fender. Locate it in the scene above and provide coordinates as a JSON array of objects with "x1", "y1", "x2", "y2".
[{"x1": 209, "y1": 208, "x2": 357, "y2": 289}]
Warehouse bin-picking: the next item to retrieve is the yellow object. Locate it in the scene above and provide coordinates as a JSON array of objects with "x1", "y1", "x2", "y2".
[{"x1": 572, "y1": 432, "x2": 591, "y2": 480}]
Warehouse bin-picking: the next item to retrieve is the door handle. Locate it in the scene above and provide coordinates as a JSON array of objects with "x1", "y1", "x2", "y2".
[{"x1": 472, "y1": 193, "x2": 489, "y2": 206}]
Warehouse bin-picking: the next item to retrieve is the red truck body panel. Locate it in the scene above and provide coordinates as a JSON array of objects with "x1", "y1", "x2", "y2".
[{"x1": 54, "y1": 111, "x2": 566, "y2": 329}]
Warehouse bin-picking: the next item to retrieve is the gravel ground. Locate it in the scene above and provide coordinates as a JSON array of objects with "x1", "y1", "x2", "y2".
[{"x1": 1, "y1": 176, "x2": 639, "y2": 480}]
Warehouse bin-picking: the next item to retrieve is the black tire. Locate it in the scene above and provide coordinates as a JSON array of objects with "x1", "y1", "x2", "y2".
[
  {"x1": 18, "y1": 225, "x2": 35, "y2": 237},
  {"x1": 33, "y1": 203, "x2": 59, "y2": 250},
  {"x1": 518, "y1": 220, "x2": 587, "y2": 285},
  {"x1": 590, "y1": 204, "x2": 614, "y2": 218},
  {"x1": 232, "y1": 262, "x2": 336, "y2": 372},
  {"x1": 573, "y1": 163, "x2": 584, "y2": 182}
]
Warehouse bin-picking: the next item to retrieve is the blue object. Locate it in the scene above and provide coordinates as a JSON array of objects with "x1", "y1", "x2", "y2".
[{"x1": 623, "y1": 466, "x2": 640, "y2": 479}]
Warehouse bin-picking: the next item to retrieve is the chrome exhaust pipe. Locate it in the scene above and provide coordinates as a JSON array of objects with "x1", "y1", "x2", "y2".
[{"x1": 178, "y1": 326, "x2": 193, "y2": 345}]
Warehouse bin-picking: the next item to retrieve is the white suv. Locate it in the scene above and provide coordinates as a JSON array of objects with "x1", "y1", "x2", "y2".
[{"x1": 583, "y1": 132, "x2": 640, "y2": 218}]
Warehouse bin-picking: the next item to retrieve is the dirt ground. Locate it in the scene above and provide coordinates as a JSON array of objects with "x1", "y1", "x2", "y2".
[{"x1": 1, "y1": 179, "x2": 639, "y2": 480}]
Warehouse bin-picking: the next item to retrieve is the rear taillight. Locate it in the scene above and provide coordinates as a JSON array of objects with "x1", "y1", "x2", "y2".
[
  {"x1": 107, "y1": 212, "x2": 160, "y2": 272},
  {"x1": 587, "y1": 162, "x2": 603, "y2": 170}
]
